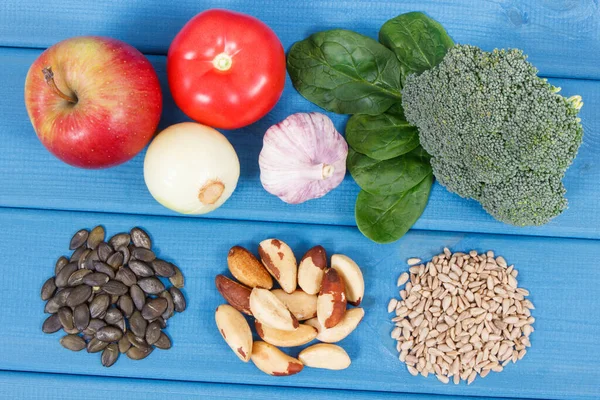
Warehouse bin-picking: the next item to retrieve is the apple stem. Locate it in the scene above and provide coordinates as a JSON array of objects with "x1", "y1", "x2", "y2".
[{"x1": 42, "y1": 67, "x2": 77, "y2": 104}]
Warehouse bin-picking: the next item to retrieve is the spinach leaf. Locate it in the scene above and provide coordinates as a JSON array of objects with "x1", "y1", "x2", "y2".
[
  {"x1": 379, "y1": 12, "x2": 454, "y2": 76},
  {"x1": 347, "y1": 147, "x2": 432, "y2": 195},
  {"x1": 287, "y1": 29, "x2": 403, "y2": 115},
  {"x1": 346, "y1": 104, "x2": 420, "y2": 160},
  {"x1": 355, "y1": 173, "x2": 433, "y2": 244}
]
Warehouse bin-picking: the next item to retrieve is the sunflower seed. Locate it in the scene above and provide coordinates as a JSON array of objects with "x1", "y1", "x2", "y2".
[
  {"x1": 169, "y1": 287, "x2": 186, "y2": 312},
  {"x1": 42, "y1": 314, "x2": 62, "y2": 333},
  {"x1": 87, "y1": 226, "x2": 105, "y2": 249},
  {"x1": 83, "y1": 272, "x2": 110, "y2": 287},
  {"x1": 129, "y1": 311, "x2": 147, "y2": 338},
  {"x1": 66, "y1": 285, "x2": 92, "y2": 307},
  {"x1": 83, "y1": 319, "x2": 106, "y2": 336},
  {"x1": 96, "y1": 326, "x2": 123, "y2": 342},
  {"x1": 151, "y1": 259, "x2": 175, "y2": 277},
  {"x1": 118, "y1": 295, "x2": 134, "y2": 318},
  {"x1": 70, "y1": 229, "x2": 89, "y2": 250},
  {"x1": 118, "y1": 335, "x2": 131, "y2": 353},
  {"x1": 115, "y1": 266, "x2": 137, "y2": 286},
  {"x1": 128, "y1": 260, "x2": 155, "y2": 277},
  {"x1": 87, "y1": 337, "x2": 109, "y2": 353},
  {"x1": 131, "y1": 247, "x2": 156, "y2": 262},
  {"x1": 142, "y1": 298, "x2": 168, "y2": 320},
  {"x1": 70, "y1": 246, "x2": 87, "y2": 262},
  {"x1": 55, "y1": 256, "x2": 69, "y2": 275},
  {"x1": 60, "y1": 334, "x2": 86, "y2": 351},
  {"x1": 41, "y1": 277, "x2": 57, "y2": 301},
  {"x1": 58, "y1": 307, "x2": 74, "y2": 330},
  {"x1": 73, "y1": 303, "x2": 90, "y2": 331},
  {"x1": 93, "y1": 261, "x2": 116, "y2": 279},
  {"x1": 97, "y1": 242, "x2": 113, "y2": 262},
  {"x1": 55, "y1": 263, "x2": 78, "y2": 288},
  {"x1": 108, "y1": 233, "x2": 130, "y2": 249},
  {"x1": 160, "y1": 290, "x2": 174, "y2": 320},
  {"x1": 142, "y1": 323, "x2": 160, "y2": 347},
  {"x1": 169, "y1": 265, "x2": 184, "y2": 288},
  {"x1": 101, "y1": 343, "x2": 119, "y2": 367},
  {"x1": 126, "y1": 345, "x2": 153, "y2": 360},
  {"x1": 154, "y1": 332, "x2": 171, "y2": 350},
  {"x1": 107, "y1": 252, "x2": 124, "y2": 269},
  {"x1": 130, "y1": 284, "x2": 146, "y2": 311},
  {"x1": 102, "y1": 280, "x2": 128, "y2": 296},
  {"x1": 138, "y1": 277, "x2": 164, "y2": 295},
  {"x1": 130, "y1": 227, "x2": 152, "y2": 249}
]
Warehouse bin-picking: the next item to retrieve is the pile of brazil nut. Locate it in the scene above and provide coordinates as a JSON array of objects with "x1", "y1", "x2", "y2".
[{"x1": 215, "y1": 239, "x2": 365, "y2": 375}]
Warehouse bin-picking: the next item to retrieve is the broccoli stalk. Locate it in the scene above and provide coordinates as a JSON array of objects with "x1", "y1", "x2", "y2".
[{"x1": 402, "y1": 44, "x2": 584, "y2": 226}]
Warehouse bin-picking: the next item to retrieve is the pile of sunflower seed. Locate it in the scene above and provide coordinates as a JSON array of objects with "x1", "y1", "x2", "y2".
[
  {"x1": 388, "y1": 248, "x2": 534, "y2": 385},
  {"x1": 41, "y1": 226, "x2": 186, "y2": 367}
]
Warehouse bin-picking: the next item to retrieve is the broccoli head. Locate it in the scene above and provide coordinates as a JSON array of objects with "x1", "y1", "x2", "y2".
[{"x1": 402, "y1": 44, "x2": 583, "y2": 226}]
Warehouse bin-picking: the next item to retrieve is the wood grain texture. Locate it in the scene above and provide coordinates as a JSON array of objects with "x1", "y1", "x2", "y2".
[
  {"x1": 0, "y1": 0, "x2": 599, "y2": 79},
  {"x1": 0, "y1": 207, "x2": 598, "y2": 399},
  {"x1": 2, "y1": 47, "x2": 599, "y2": 239},
  {"x1": 0, "y1": 371, "x2": 524, "y2": 400}
]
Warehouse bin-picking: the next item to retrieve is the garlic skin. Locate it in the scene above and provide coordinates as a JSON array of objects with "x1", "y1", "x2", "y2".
[{"x1": 259, "y1": 113, "x2": 348, "y2": 204}]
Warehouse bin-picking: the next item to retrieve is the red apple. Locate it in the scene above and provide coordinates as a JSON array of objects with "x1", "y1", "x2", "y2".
[{"x1": 24, "y1": 36, "x2": 162, "y2": 168}]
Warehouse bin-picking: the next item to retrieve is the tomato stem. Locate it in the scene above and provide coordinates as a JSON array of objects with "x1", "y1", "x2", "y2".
[
  {"x1": 212, "y1": 53, "x2": 233, "y2": 71},
  {"x1": 42, "y1": 67, "x2": 77, "y2": 104}
]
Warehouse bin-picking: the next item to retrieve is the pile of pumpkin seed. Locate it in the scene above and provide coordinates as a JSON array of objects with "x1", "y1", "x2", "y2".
[{"x1": 41, "y1": 226, "x2": 186, "y2": 367}]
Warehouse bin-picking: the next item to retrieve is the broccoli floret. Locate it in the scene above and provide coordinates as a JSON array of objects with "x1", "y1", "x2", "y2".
[{"x1": 402, "y1": 44, "x2": 583, "y2": 226}]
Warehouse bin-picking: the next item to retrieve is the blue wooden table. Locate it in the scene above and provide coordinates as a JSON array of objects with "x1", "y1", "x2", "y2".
[{"x1": 0, "y1": 1, "x2": 599, "y2": 399}]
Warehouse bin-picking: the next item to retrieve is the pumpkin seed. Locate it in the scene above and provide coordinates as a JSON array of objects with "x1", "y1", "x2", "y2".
[
  {"x1": 60, "y1": 334, "x2": 86, "y2": 351},
  {"x1": 131, "y1": 247, "x2": 156, "y2": 262},
  {"x1": 58, "y1": 307, "x2": 74, "y2": 331},
  {"x1": 87, "y1": 338, "x2": 109, "y2": 353},
  {"x1": 70, "y1": 229, "x2": 89, "y2": 250},
  {"x1": 67, "y1": 269, "x2": 91, "y2": 287},
  {"x1": 83, "y1": 272, "x2": 110, "y2": 287},
  {"x1": 55, "y1": 256, "x2": 69, "y2": 275},
  {"x1": 107, "y1": 251, "x2": 124, "y2": 269},
  {"x1": 42, "y1": 314, "x2": 62, "y2": 333},
  {"x1": 102, "y1": 280, "x2": 128, "y2": 296},
  {"x1": 55, "y1": 263, "x2": 77, "y2": 288},
  {"x1": 151, "y1": 259, "x2": 175, "y2": 277},
  {"x1": 96, "y1": 326, "x2": 123, "y2": 342},
  {"x1": 54, "y1": 287, "x2": 72, "y2": 306},
  {"x1": 160, "y1": 290, "x2": 174, "y2": 320},
  {"x1": 126, "y1": 331, "x2": 151, "y2": 351},
  {"x1": 115, "y1": 266, "x2": 137, "y2": 286},
  {"x1": 141, "y1": 298, "x2": 168, "y2": 320},
  {"x1": 126, "y1": 345, "x2": 153, "y2": 360},
  {"x1": 97, "y1": 242, "x2": 113, "y2": 262},
  {"x1": 82, "y1": 250, "x2": 97, "y2": 270},
  {"x1": 130, "y1": 227, "x2": 152, "y2": 249},
  {"x1": 154, "y1": 332, "x2": 172, "y2": 350},
  {"x1": 102, "y1": 343, "x2": 119, "y2": 367},
  {"x1": 66, "y1": 285, "x2": 92, "y2": 307},
  {"x1": 128, "y1": 260, "x2": 155, "y2": 277},
  {"x1": 145, "y1": 321, "x2": 161, "y2": 345},
  {"x1": 44, "y1": 297, "x2": 61, "y2": 314},
  {"x1": 70, "y1": 246, "x2": 87, "y2": 262},
  {"x1": 118, "y1": 295, "x2": 134, "y2": 318},
  {"x1": 118, "y1": 245, "x2": 131, "y2": 265},
  {"x1": 169, "y1": 265, "x2": 184, "y2": 288},
  {"x1": 129, "y1": 311, "x2": 147, "y2": 337},
  {"x1": 73, "y1": 303, "x2": 90, "y2": 331},
  {"x1": 77, "y1": 249, "x2": 92, "y2": 269},
  {"x1": 110, "y1": 294, "x2": 120, "y2": 304},
  {"x1": 118, "y1": 335, "x2": 131, "y2": 353},
  {"x1": 87, "y1": 226, "x2": 105, "y2": 250},
  {"x1": 104, "y1": 308, "x2": 123, "y2": 325},
  {"x1": 41, "y1": 277, "x2": 56, "y2": 301},
  {"x1": 108, "y1": 233, "x2": 130, "y2": 249},
  {"x1": 169, "y1": 287, "x2": 186, "y2": 312},
  {"x1": 138, "y1": 277, "x2": 165, "y2": 295},
  {"x1": 64, "y1": 326, "x2": 81, "y2": 335},
  {"x1": 90, "y1": 294, "x2": 110, "y2": 319},
  {"x1": 130, "y1": 284, "x2": 146, "y2": 311},
  {"x1": 83, "y1": 318, "x2": 106, "y2": 336},
  {"x1": 93, "y1": 261, "x2": 115, "y2": 279}
]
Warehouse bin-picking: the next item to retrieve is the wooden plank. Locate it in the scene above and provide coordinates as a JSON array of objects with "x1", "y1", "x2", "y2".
[
  {"x1": 3, "y1": 47, "x2": 599, "y2": 239},
  {"x1": 1, "y1": 0, "x2": 600, "y2": 79},
  {"x1": 0, "y1": 207, "x2": 598, "y2": 400},
  {"x1": 0, "y1": 371, "x2": 526, "y2": 400}
]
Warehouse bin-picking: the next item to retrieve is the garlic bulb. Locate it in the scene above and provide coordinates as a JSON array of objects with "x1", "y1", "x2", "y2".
[
  {"x1": 259, "y1": 113, "x2": 348, "y2": 204},
  {"x1": 144, "y1": 122, "x2": 240, "y2": 214}
]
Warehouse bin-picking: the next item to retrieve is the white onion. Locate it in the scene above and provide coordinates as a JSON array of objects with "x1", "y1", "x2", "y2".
[{"x1": 143, "y1": 122, "x2": 240, "y2": 214}]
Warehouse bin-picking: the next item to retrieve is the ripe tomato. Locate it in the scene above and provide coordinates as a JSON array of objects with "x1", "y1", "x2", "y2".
[{"x1": 167, "y1": 9, "x2": 286, "y2": 129}]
